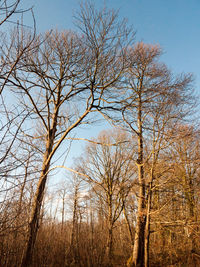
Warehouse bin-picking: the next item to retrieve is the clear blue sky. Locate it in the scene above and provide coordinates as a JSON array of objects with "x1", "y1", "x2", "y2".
[
  {"x1": 22, "y1": 0, "x2": 200, "y2": 80},
  {"x1": 14, "y1": 0, "x2": 200, "y2": 182}
]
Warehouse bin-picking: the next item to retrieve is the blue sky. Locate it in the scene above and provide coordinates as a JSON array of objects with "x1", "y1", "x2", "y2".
[
  {"x1": 12, "y1": 0, "x2": 200, "y2": 182},
  {"x1": 22, "y1": 0, "x2": 200, "y2": 79}
]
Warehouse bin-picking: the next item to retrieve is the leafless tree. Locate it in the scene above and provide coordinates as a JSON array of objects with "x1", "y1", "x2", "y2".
[
  {"x1": 1, "y1": 2, "x2": 132, "y2": 264},
  {"x1": 0, "y1": 1, "x2": 36, "y2": 243},
  {"x1": 76, "y1": 129, "x2": 135, "y2": 266},
  {"x1": 169, "y1": 126, "x2": 200, "y2": 252},
  {"x1": 0, "y1": 136, "x2": 41, "y2": 266},
  {"x1": 119, "y1": 43, "x2": 194, "y2": 267}
]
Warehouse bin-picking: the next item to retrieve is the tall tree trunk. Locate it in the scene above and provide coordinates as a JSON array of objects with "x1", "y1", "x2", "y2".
[
  {"x1": 108, "y1": 227, "x2": 113, "y2": 264},
  {"x1": 107, "y1": 194, "x2": 113, "y2": 266},
  {"x1": 21, "y1": 96, "x2": 59, "y2": 266},
  {"x1": 123, "y1": 206, "x2": 134, "y2": 246},
  {"x1": 21, "y1": 135, "x2": 54, "y2": 267},
  {"x1": 185, "y1": 176, "x2": 196, "y2": 253},
  {"x1": 65, "y1": 186, "x2": 79, "y2": 266},
  {"x1": 130, "y1": 175, "x2": 146, "y2": 267},
  {"x1": 144, "y1": 182, "x2": 152, "y2": 267},
  {"x1": 21, "y1": 161, "x2": 49, "y2": 266},
  {"x1": 145, "y1": 149, "x2": 155, "y2": 267},
  {"x1": 128, "y1": 94, "x2": 146, "y2": 267}
]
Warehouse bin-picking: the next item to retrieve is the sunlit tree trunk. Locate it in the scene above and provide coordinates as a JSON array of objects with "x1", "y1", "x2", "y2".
[
  {"x1": 21, "y1": 128, "x2": 56, "y2": 266},
  {"x1": 130, "y1": 92, "x2": 146, "y2": 267},
  {"x1": 144, "y1": 180, "x2": 153, "y2": 267}
]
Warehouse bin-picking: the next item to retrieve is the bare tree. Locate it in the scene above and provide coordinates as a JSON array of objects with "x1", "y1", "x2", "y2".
[
  {"x1": 169, "y1": 126, "x2": 200, "y2": 253},
  {"x1": 119, "y1": 43, "x2": 194, "y2": 267},
  {"x1": 0, "y1": 1, "x2": 36, "y2": 240},
  {"x1": 63, "y1": 173, "x2": 84, "y2": 266},
  {"x1": 0, "y1": 135, "x2": 40, "y2": 266},
  {"x1": 145, "y1": 125, "x2": 200, "y2": 266},
  {"x1": 1, "y1": 2, "x2": 132, "y2": 264},
  {"x1": 76, "y1": 129, "x2": 135, "y2": 266}
]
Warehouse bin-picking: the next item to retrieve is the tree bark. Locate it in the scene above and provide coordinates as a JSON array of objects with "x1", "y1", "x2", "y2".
[
  {"x1": 129, "y1": 92, "x2": 146, "y2": 267},
  {"x1": 20, "y1": 158, "x2": 49, "y2": 266},
  {"x1": 123, "y1": 206, "x2": 134, "y2": 246},
  {"x1": 144, "y1": 182, "x2": 152, "y2": 267},
  {"x1": 107, "y1": 193, "x2": 114, "y2": 266},
  {"x1": 65, "y1": 185, "x2": 79, "y2": 266},
  {"x1": 21, "y1": 130, "x2": 55, "y2": 267}
]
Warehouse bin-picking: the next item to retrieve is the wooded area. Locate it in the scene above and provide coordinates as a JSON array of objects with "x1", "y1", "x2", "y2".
[{"x1": 0, "y1": 1, "x2": 199, "y2": 266}]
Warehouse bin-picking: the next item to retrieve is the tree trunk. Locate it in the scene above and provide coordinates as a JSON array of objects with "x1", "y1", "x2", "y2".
[
  {"x1": 185, "y1": 177, "x2": 196, "y2": 253},
  {"x1": 107, "y1": 194, "x2": 113, "y2": 266},
  {"x1": 123, "y1": 206, "x2": 134, "y2": 246},
  {"x1": 108, "y1": 227, "x2": 113, "y2": 264},
  {"x1": 128, "y1": 94, "x2": 146, "y2": 267},
  {"x1": 130, "y1": 180, "x2": 146, "y2": 267},
  {"x1": 144, "y1": 154, "x2": 155, "y2": 267},
  {"x1": 21, "y1": 136, "x2": 54, "y2": 267},
  {"x1": 20, "y1": 158, "x2": 49, "y2": 266},
  {"x1": 21, "y1": 169, "x2": 48, "y2": 266},
  {"x1": 144, "y1": 182, "x2": 152, "y2": 267},
  {"x1": 65, "y1": 186, "x2": 79, "y2": 266}
]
